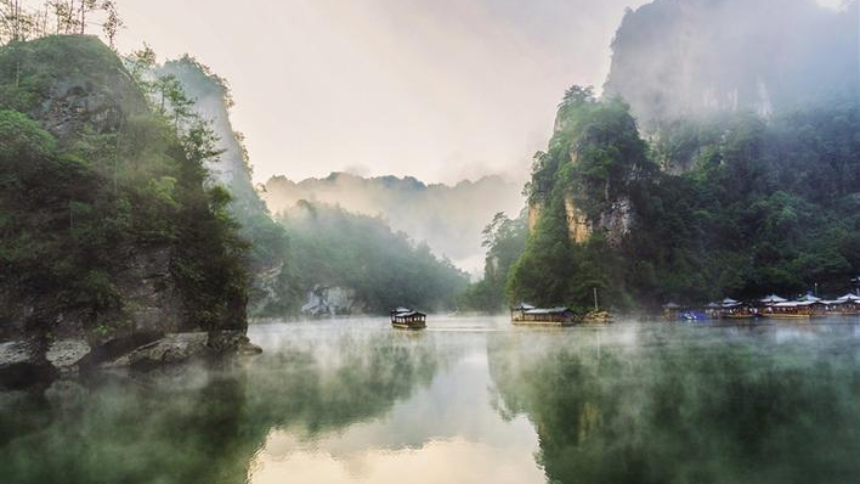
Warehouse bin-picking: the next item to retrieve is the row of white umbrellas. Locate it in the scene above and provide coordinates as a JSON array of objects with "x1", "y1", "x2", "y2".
[
  {"x1": 667, "y1": 293, "x2": 860, "y2": 310},
  {"x1": 761, "y1": 293, "x2": 860, "y2": 307}
]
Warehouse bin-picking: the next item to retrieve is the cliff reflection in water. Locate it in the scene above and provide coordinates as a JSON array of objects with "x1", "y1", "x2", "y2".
[
  {"x1": 2, "y1": 319, "x2": 860, "y2": 484},
  {"x1": 0, "y1": 321, "x2": 449, "y2": 484},
  {"x1": 487, "y1": 324, "x2": 860, "y2": 484}
]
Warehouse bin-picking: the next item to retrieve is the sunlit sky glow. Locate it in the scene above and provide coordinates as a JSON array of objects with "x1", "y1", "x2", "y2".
[{"x1": 113, "y1": 0, "x2": 846, "y2": 184}]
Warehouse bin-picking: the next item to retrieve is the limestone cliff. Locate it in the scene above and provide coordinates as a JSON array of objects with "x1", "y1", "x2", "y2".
[
  {"x1": 604, "y1": 0, "x2": 859, "y2": 133},
  {"x1": 0, "y1": 36, "x2": 254, "y2": 387},
  {"x1": 563, "y1": 194, "x2": 591, "y2": 244},
  {"x1": 527, "y1": 100, "x2": 639, "y2": 248},
  {"x1": 158, "y1": 57, "x2": 291, "y2": 316}
]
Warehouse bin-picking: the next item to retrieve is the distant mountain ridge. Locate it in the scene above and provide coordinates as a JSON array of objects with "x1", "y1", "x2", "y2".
[
  {"x1": 263, "y1": 172, "x2": 525, "y2": 273},
  {"x1": 604, "y1": 0, "x2": 859, "y2": 131}
]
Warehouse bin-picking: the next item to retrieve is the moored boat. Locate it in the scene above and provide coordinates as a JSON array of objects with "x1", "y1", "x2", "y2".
[
  {"x1": 390, "y1": 307, "x2": 427, "y2": 329},
  {"x1": 761, "y1": 300, "x2": 816, "y2": 320},
  {"x1": 511, "y1": 304, "x2": 576, "y2": 327}
]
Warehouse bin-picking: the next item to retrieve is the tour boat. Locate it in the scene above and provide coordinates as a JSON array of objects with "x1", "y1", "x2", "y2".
[
  {"x1": 390, "y1": 308, "x2": 427, "y2": 329},
  {"x1": 511, "y1": 304, "x2": 577, "y2": 327}
]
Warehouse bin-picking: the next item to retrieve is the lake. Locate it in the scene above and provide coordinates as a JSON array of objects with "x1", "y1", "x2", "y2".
[{"x1": 2, "y1": 316, "x2": 860, "y2": 484}]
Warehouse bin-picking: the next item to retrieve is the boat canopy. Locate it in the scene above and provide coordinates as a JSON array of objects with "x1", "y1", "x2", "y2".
[
  {"x1": 524, "y1": 307, "x2": 573, "y2": 316},
  {"x1": 774, "y1": 302, "x2": 798, "y2": 308},
  {"x1": 705, "y1": 302, "x2": 722, "y2": 309},
  {"x1": 775, "y1": 300, "x2": 819, "y2": 308},
  {"x1": 722, "y1": 298, "x2": 743, "y2": 308},
  {"x1": 663, "y1": 302, "x2": 681, "y2": 309},
  {"x1": 760, "y1": 294, "x2": 788, "y2": 304},
  {"x1": 396, "y1": 310, "x2": 426, "y2": 318},
  {"x1": 797, "y1": 294, "x2": 822, "y2": 303},
  {"x1": 512, "y1": 302, "x2": 537, "y2": 311},
  {"x1": 837, "y1": 294, "x2": 860, "y2": 302}
]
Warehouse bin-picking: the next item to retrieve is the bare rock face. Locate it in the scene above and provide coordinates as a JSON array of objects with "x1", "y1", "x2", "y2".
[
  {"x1": 112, "y1": 245, "x2": 184, "y2": 335},
  {"x1": 103, "y1": 332, "x2": 261, "y2": 370},
  {"x1": 28, "y1": 39, "x2": 148, "y2": 142},
  {"x1": 45, "y1": 339, "x2": 91, "y2": 374},
  {"x1": 597, "y1": 199, "x2": 633, "y2": 247},
  {"x1": 36, "y1": 77, "x2": 143, "y2": 139},
  {"x1": 302, "y1": 285, "x2": 361, "y2": 316},
  {"x1": 105, "y1": 333, "x2": 210, "y2": 370},
  {"x1": 0, "y1": 341, "x2": 39, "y2": 369},
  {"x1": 563, "y1": 194, "x2": 591, "y2": 244}
]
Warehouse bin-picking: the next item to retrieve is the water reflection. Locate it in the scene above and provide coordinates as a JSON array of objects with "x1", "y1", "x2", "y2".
[
  {"x1": 1, "y1": 318, "x2": 859, "y2": 484},
  {"x1": 487, "y1": 323, "x2": 860, "y2": 484},
  {"x1": 247, "y1": 318, "x2": 544, "y2": 483},
  {"x1": 1, "y1": 372, "x2": 257, "y2": 484},
  {"x1": 0, "y1": 319, "x2": 459, "y2": 484}
]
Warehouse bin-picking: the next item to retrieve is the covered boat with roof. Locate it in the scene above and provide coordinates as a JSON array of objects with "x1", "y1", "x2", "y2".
[
  {"x1": 390, "y1": 307, "x2": 427, "y2": 329},
  {"x1": 511, "y1": 304, "x2": 576, "y2": 326},
  {"x1": 721, "y1": 298, "x2": 756, "y2": 319}
]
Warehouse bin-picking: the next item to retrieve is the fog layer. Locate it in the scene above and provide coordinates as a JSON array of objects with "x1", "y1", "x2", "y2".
[{"x1": 264, "y1": 173, "x2": 524, "y2": 274}]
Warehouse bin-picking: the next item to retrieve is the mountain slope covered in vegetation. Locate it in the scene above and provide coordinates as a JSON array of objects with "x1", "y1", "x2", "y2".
[
  {"x1": 0, "y1": 36, "x2": 252, "y2": 382},
  {"x1": 264, "y1": 172, "x2": 523, "y2": 273},
  {"x1": 272, "y1": 202, "x2": 469, "y2": 316},
  {"x1": 156, "y1": 56, "x2": 293, "y2": 315},
  {"x1": 506, "y1": 90, "x2": 860, "y2": 310},
  {"x1": 467, "y1": 0, "x2": 860, "y2": 312}
]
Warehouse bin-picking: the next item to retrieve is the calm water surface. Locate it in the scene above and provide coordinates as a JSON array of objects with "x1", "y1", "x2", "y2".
[{"x1": 3, "y1": 316, "x2": 860, "y2": 484}]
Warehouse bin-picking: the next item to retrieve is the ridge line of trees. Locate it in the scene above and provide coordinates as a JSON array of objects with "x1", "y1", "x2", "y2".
[{"x1": 1, "y1": 0, "x2": 123, "y2": 48}]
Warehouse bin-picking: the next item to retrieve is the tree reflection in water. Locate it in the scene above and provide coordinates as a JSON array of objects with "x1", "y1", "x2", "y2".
[
  {"x1": 0, "y1": 328, "x2": 448, "y2": 484},
  {"x1": 487, "y1": 325, "x2": 860, "y2": 484}
]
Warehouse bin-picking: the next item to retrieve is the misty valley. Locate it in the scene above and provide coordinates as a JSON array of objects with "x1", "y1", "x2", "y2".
[{"x1": 1, "y1": 0, "x2": 859, "y2": 483}]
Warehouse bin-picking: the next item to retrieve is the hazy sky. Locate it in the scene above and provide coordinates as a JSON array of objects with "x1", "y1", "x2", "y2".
[{"x1": 114, "y1": 0, "x2": 846, "y2": 184}]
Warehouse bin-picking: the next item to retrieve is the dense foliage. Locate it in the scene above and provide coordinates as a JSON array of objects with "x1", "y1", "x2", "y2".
[
  {"x1": 495, "y1": 85, "x2": 860, "y2": 311},
  {"x1": 156, "y1": 55, "x2": 292, "y2": 315},
  {"x1": 0, "y1": 36, "x2": 248, "y2": 332},
  {"x1": 458, "y1": 212, "x2": 527, "y2": 312},
  {"x1": 273, "y1": 202, "x2": 469, "y2": 315},
  {"x1": 488, "y1": 329, "x2": 860, "y2": 484}
]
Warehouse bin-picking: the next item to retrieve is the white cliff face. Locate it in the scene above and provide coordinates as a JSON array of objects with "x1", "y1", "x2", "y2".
[
  {"x1": 301, "y1": 286, "x2": 362, "y2": 316},
  {"x1": 157, "y1": 59, "x2": 260, "y2": 206}
]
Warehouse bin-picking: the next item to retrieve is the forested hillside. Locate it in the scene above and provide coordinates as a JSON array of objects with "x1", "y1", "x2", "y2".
[
  {"x1": 463, "y1": 0, "x2": 860, "y2": 313},
  {"x1": 503, "y1": 88, "x2": 860, "y2": 311},
  {"x1": 273, "y1": 202, "x2": 469, "y2": 316},
  {"x1": 0, "y1": 35, "x2": 252, "y2": 378},
  {"x1": 264, "y1": 172, "x2": 523, "y2": 272},
  {"x1": 156, "y1": 56, "x2": 292, "y2": 315}
]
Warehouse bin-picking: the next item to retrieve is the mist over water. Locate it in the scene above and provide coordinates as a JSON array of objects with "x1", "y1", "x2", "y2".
[{"x1": 3, "y1": 317, "x2": 860, "y2": 484}]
